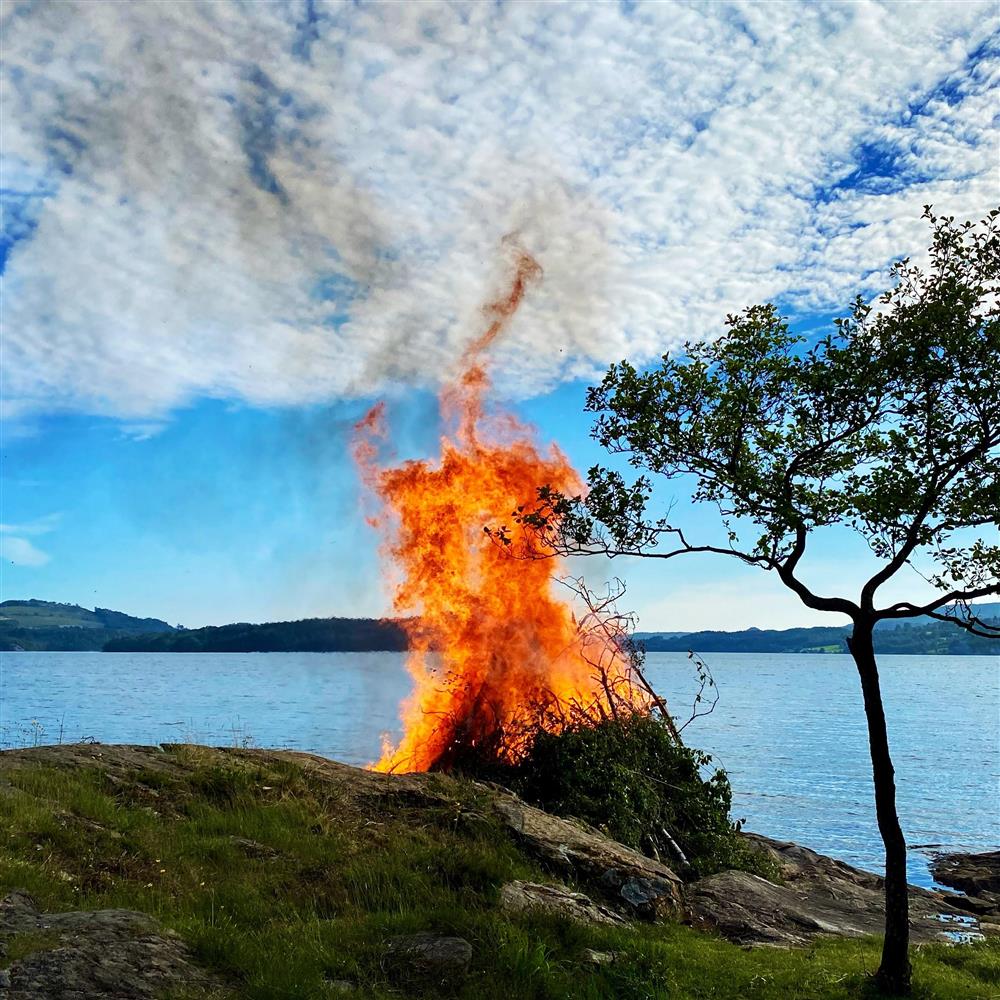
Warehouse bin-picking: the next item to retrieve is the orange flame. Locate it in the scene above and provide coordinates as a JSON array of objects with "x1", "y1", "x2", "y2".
[{"x1": 355, "y1": 247, "x2": 647, "y2": 773}]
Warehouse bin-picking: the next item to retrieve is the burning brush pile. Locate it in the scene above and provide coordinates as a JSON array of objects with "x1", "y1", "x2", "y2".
[{"x1": 354, "y1": 247, "x2": 754, "y2": 875}]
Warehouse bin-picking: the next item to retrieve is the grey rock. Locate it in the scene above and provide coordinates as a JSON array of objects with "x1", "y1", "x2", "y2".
[
  {"x1": 494, "y1": 798, "x2": 684, "y2": 919},
  {"x1": 499, "y1": 880, "x2": 625, "y2": 926},
  {"x1": 230, "y1": 836, "x2": 278, "y2": 859},
  {"x1": 0, "y1": 891, "x2": 220, "y2": 999},
  {"x1": 931, "y1": 850, "x2": 1000, "y2": 897},
  {"x1": 383, "y1": 932, "x2": 472, "y2": 985},
  {"x1": 580, "y1": 948, "x2": 617, "y2": 965},
  {"x1": 617, "y1": 874, "x2": 680, "y2": 916},
  {"x1": 941, "y1": 891, "x2": 1000, "y2": 916},
  {"x1": 689, "y1": 870, "x2": 865, "y2": 945},
  {"x1": 689, "y1": 835, "x2": 976, "y2": 947}
]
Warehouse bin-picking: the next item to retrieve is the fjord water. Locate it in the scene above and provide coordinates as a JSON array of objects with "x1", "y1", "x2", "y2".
[{"x1": 2, "y1": 650, "x2": 996, "y2": 886}]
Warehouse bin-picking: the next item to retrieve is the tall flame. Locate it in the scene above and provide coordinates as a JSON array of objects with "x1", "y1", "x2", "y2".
[{"x1": 355, "y1": 247, "x2": 647, "y2": 773}]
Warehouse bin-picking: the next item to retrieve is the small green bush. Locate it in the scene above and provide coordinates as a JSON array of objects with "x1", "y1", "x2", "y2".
[{"x1": 485, "y1": 713, "x2": 776, "y2": 880}]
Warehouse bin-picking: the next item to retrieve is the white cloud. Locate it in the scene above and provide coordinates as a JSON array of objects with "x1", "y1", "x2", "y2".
[
  {"x1": 118, "y1": 422, "x2": 167, "y2": 442},
  {"x1": 0, "y1": 513, "x2": 61, "y2": 537},
  {"x1": 2, "y1": 0, "x2": 997, "y2": 420},
  {"x1": 0, "y1": 514, "x2": 59, "y2": 567},
  {"x1": 1, "y1": 536, "x2": 50, "y2": 567}
]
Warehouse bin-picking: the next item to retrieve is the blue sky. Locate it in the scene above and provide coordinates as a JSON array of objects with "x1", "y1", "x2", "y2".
[
  {"x1": 2, "y1": 1, "x2": 998, "y2": 630},
  {"x1": 3, "y1": 369, "x2": 896, "y2": 631}
]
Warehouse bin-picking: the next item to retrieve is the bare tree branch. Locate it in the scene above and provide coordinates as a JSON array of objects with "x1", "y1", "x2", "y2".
[{"x1": 877, "y1": 582, "x2": 1000, "y2": 621}]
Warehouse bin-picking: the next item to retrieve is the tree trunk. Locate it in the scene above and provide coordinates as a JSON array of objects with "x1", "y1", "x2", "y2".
[{"x1": 847, "y1": 622, "x2": 911, "y2": 995}]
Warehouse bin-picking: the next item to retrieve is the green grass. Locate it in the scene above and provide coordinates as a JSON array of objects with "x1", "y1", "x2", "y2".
[
  {"x1": 1, "y1": 928, "x2": 65, "y2": 967},
  {"x1": 1, "y1": 746, "x2": 996, "y2": 999}
]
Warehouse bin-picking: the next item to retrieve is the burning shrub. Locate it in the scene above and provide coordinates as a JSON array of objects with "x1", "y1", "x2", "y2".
[{"x1": 478, "y1": 711, "x2": 775, "y2": 881}]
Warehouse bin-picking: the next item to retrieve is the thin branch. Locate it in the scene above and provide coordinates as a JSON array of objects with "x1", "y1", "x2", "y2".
[
  {"x1": 676, "y1": 651, "x2": 720, "y2": 735},
  {"x1": 878, "y1": 583, "x2": 1000, "y2": 621},
  {"x1": 924, "y1": 608, "x2": 1000, "y2": 639}
]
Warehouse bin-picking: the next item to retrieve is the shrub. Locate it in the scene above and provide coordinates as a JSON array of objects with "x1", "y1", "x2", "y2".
[{"x1": 482, "y1": 712, "x2": 776, "y2": 880}]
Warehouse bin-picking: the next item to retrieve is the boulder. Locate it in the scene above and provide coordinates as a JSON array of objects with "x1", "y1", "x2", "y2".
[
  {"x1": 383, "y1": 932, "x2": 472, "y2": 986},
  {"x1": 942, "y1": 891, "x2": 1000, "y2": 917},
  {"x1": 580, "y1": 948, "x2": 618, "y2": 966},
  {"x1": 690, "y1": 835, "x2": 976, "y2": 946},
  {"x1": 493, "y1": 797, "x2": 684, "y2": 919},
  {"x1": 230, "y1": 836, "x2": 279, "y2": 859},
  {"x1": 499, "y1": 880, "x2": 625, "y2": 926},
  {"x1": 931, "y1": 850, "x2": 1000, "y2": 897},
  {"x1": 689, "y1": 870, "x2": 874, "y2": 945},
  {"x1": 0, "y1": 890, "x2": 220, "y2": 999}
]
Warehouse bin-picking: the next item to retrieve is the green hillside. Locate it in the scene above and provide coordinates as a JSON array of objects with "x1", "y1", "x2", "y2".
[
  {"x1": 0, "y1": 600, "x2": 175, "y2": 652},
  {"x1": 1, "y1": 601, "x2": 105, "y2": 629}
]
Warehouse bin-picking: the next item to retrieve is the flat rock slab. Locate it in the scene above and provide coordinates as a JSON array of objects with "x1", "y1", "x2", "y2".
[
  {"x1": 931, "y1": 850, "x2": 1000, "y2": 897},
  {"x1": 689, "y1": 835, "x2": 975, "y2": 947},
  {"x1": 499, "y1": 880, "x2": 626, "y2": 926},
  {"x1": 0, "y1": 891, "x2": 220, "y2": 999},
  {"x1": 493, "y1": 798, "x2": 684, "y2": 920}
]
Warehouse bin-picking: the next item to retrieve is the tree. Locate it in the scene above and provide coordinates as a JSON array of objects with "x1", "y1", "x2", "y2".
[{"x1": 500, "y1": 207, "x2": 1000, "y2": 994}]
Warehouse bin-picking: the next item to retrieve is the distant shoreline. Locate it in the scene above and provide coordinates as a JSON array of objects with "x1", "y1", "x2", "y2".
[{"x1": 4, "y1": 598, "x2": 998, "y2": 654}]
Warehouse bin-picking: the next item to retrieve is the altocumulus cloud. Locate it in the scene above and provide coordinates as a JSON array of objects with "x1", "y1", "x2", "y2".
[{"x1": 1, "y1": 0, "x2": 997, "y2": 421}]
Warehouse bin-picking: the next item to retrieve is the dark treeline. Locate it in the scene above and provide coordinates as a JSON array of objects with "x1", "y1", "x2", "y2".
[
  {"x1": 103, "y1": 617, "x2": 408, "y2": 653},
  {"x1": 2, "y1": 626, "x2": 123, "y2": 652},
  {"x1": 639, "y1": 619, "x2": 999, "y2": 655},
  {"x1": 103, "y1": 616, "x2": 1000, "y2": 655}
]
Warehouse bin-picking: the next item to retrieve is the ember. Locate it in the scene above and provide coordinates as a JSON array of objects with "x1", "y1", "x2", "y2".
[{"x1": 354, "y1": 247, "x2": 650, "y2": 773}]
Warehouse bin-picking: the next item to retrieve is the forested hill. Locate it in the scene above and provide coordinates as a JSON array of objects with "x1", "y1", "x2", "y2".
[
  {"x1": 103, "y1": 617, "x2": 408, "y2": 653},
  {"x1": 637, "y1": 613, "x2": 1000, "y2": 656},
  {"x1": 0, "y1": 599, "x2": 175, "y2": 652}
]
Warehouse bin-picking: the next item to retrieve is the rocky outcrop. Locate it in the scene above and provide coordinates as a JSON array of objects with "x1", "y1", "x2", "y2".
[
  {"x1": 927, "y1": 849, "x2": 1000, "y2": 936},
  {"x1": 493, "y1": 797, "x2": 684, "y2": 920},
  {"x1": 499, "y1": 881, "x2": 626, "y2": 925},
  {"x1": 687, "y1": 834, "x2": 976, "y2": 946},
  {"x1": 0, "y1": 890, "x2": 220, "y2": 999},
  {"x1": 931, "y1": 850, "x2": 1000, "y2": 897}
]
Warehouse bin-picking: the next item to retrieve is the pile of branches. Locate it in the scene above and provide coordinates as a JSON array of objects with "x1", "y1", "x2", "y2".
[
  {"x1": 429, "y1": 578, "x2": 762, "y2": 877},
  {"x1": 426, "y1": 576, "x2": 684, "y2": 773}
]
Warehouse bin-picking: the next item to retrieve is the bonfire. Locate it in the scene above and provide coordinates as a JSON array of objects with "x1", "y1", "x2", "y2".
[{"x1": 354, "y1": 245, "x2": 660, "y2": 774}]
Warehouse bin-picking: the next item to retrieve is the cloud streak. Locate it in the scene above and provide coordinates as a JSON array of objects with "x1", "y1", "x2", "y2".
[
  {"x1": 2, "y1": 0, "x2": 997, "y2": 420},
  {"x1": 1, "y1": 536, "x2": 50, "y2": 568},
  {"x1": 0, "y1": 513, "x2": 60, "y2": 567}
]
